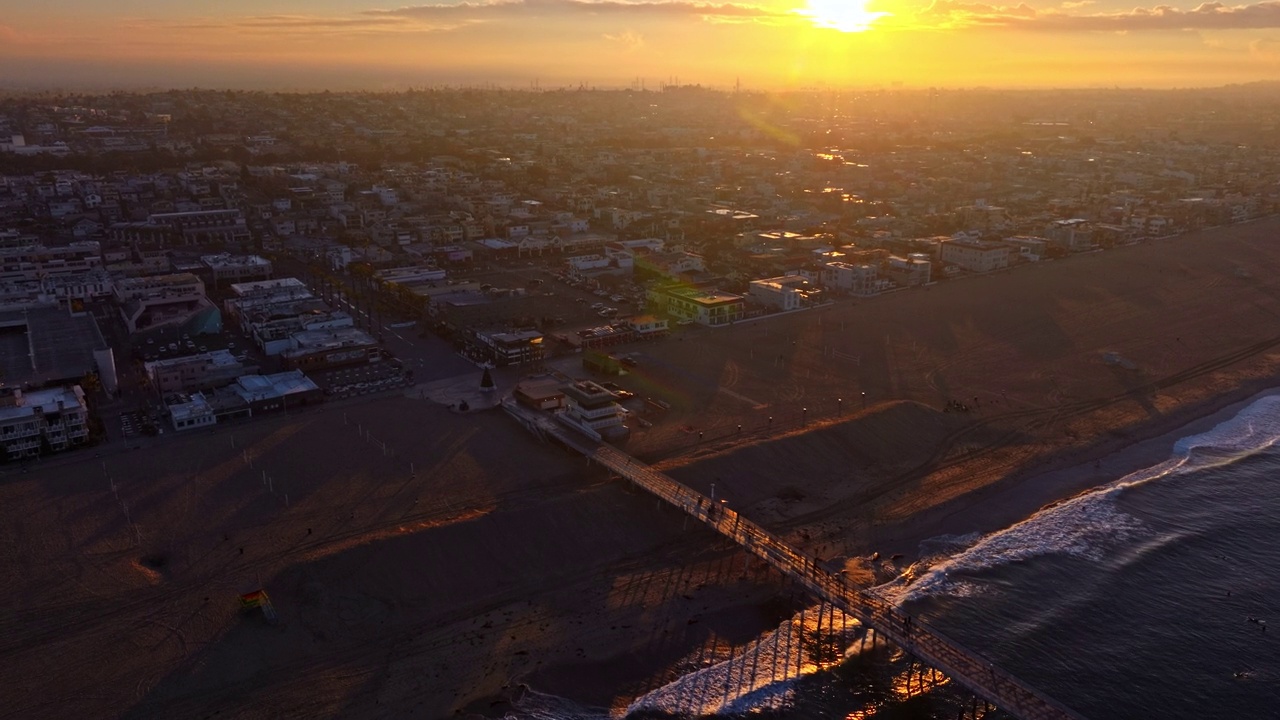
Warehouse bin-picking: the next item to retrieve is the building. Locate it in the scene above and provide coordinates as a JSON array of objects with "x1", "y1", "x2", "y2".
[
  {"x1": 513, "y1": 376, "x2": 565, "y2": 410},
  {"x1": 230, "y1": 371, "x2": 323, "y2": 415},
  {"x1": 474, "y1": 329, "x2": 545, "y2": 366},
  {"x1": 557, "y1": 380, "x2": 628, "y2": 442},
  {"x1": 0, "y1": 385, "x2": 90, "y2": 459},
  {"x1": 939, "y1": 239, "x2": 1010, "y2": 274},
  {"x1": 147, "y1": 209, "x2": 251, "y2": 246},
  {"x1": 0, "y1": 304, "x2": 116, "y2": 392},
  {"x1": 1045, "y1": 219, "x2": 1094, "y2": 253},
  {"x1": 647, "y1": 284, "x2": 745, "y2": 326},
  {"x1": 748, "y1": 275, "x2": 823, "y2": 311},
  {"x1": 279, "y1": 327, "x2": 379, "y2": 371},
  {"x1": 145, "y1": 350, "x2": 255, "y2": 394},
  {"x1": 820, "y1": 262, "x2": 885, "y2": 295},
  {"x1": 0, "y1": 241, "x2": 103, "y2": 283},
  {"x1": 166, "y1": 392, "x2": 217, "y2": 431},
  {"x1": 201, "y1": 253, "x2": 273, "y2": 287},
  {"x1": 626, "y1": 315, "x2": 669, "y2": 339},
  {"x1": 884, "y1": 254, "x2": 932, "y2": 287},
  {"x1": 114, "y1": 273, "x2": 212, "y2": 334}
]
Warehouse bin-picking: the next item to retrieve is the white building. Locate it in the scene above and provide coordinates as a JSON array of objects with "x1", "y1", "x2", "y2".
[
  {"x1": 0, "y1": 385, "x2": 90, "y2": 459},
  {"x1": 885, "y1": 254, "x2": 932, "y2": 287},
  {"x1": 168, "y1": 392, "x2": 217, "y2": 431},
  {"x1": 821, "y1": 262, "x2": 886, "y2": 295},
  {"x1": 748, "y1": 275, "x2": 823, "y2": 311},
  {"x1": 557, "y1": 381, "x2": 627, "y2": 442},
  {"x1": 647, "y1": 285, "x2": 745, "y2": 326},
  {"x1": 939, "y1": 239, "x2": 1010, "y2": 274}
]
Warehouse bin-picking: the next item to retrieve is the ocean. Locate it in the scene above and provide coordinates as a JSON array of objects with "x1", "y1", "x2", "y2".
[{"x1": 514, "y1": 394, "x2": 1280, "y2": 719}]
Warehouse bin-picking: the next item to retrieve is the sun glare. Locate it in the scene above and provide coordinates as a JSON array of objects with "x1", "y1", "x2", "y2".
[{"x1": 803, "y1": 0, "x2": 889, "y2": 32}]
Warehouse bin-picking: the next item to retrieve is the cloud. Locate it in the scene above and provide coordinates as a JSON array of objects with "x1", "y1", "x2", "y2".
[
  {"x1": 367, "y1": 0, "x2": 785, "y2": 21},
  {"x1": 1250, "y1": 36, "x2": 1280, "y2": 58},
  {"x1": 603, "y1": 29, "x2": 646, "y2": 48},
  {"x1": 1058, "y1": 0, "x2": 1094, "y2": 8},
  {"x1": 917, "y1": 1, "x2": 1280, "y2": 31},
  {"x1": 234, "y1": 15, "x2": 411, "y2": 29}
]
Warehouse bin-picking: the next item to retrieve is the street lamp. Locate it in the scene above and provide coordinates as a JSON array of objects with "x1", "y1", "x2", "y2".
[
  {"x1": 837, "y1": 397, "x2": 843, "y2": 415},
  {"x1": 802, "y1": 407, "x2": 807, "y2": 425}
]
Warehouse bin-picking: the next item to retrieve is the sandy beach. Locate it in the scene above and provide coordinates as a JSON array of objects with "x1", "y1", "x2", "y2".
[{"x1": 7, "y1": 216, "x2": 1280, "y2": 717}]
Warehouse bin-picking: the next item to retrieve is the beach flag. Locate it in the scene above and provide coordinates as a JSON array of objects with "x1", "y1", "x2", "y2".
[{"x1": 239, "y1": 590, "x2": 267, "y2": 608}]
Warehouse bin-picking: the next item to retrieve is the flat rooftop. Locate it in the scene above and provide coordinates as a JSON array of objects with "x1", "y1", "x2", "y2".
[{"x1": 0, "y1": 306, "x2": 106, "y2": 388}]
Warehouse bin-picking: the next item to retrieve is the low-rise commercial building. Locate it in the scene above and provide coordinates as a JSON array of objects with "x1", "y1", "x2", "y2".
[
  {"x1": 280, "y1": 327, "x2": 379, "y2": 371},
  {"x1": 558, "y1": 380, "x2": 627, "y2": 442},
  {"x1": 145, "y1": 349, "x2": 255, "y2": 394}
]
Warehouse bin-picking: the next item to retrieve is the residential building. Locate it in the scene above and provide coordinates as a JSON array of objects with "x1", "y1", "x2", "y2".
[
  {"x1": 748, "y1": 275, "x2": 823, "y2": 311},
  {"x1": 0, "y1": 385, "x2": 90, "y2": 459},
  {"x1": 647, "y1": 284, "x2": 745, "y2": 326},
  {"x1": 820, "y1": 261, "x2": 886, "y2": 295},
  {"x1": 884, "y1": 254, "x2": 932, "y2": 287},
  {"x1": 201, "y1": 253, "x2": 273, "y2": 286},
  {"x1": 939, "y1": 239, "x2": 1011, "y2": 273}
]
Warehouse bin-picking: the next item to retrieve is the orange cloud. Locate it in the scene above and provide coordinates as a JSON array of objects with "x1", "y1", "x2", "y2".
[{"x1": 912, "y1": 0, "x2": 1280, "y2": 31}]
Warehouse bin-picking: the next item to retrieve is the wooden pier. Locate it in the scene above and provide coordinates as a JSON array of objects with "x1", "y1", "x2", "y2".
[{"x1": 506, "y1": 400, "x2": 1086, "y2": 720}]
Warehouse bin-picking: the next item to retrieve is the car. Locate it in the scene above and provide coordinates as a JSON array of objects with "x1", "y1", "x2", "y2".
[
  {"x1": 198, "y1": 345, "x2": 207, "y2": 352},
  {"x1": 610, "y1": 295, "x2": 624, "y2": 302},
  {"x1": 676, "y1": 319, "x2": 694, "y2": 326}
]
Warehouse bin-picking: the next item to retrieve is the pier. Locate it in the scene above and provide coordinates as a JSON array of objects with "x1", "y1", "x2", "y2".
[{"x1": 505, "y1": 399, "x2": 1086, "y2": 720}]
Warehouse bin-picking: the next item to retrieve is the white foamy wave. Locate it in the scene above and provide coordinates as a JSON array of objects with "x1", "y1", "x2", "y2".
[
  {"x1": 624, "y1": 605, "x2": 866, "y2": 717},
  {"x1": 1172, "y1": 393, "x2": 1280, "y2": 460},
  {"x1": 877, "y1": 392, "x2": 1280, "y2": 605},
  {"x1": 877, "y1": 491, "x2": 1148, "y2": 605}
]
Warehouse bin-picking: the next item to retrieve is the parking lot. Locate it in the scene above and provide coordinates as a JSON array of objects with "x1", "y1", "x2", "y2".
[{"x1": 311, "y1": 362, "x2": 413, "y2": 400}]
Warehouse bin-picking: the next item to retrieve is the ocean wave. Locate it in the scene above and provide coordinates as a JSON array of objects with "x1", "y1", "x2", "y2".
[
  {"x1": 877, "y1": 492, "x2": 1148, "y2": 605},
  {"x1": 1172, "y1": 393, "x2": 1280, "y2": 461},
  {"x1": 877, "y1": 392, "x2": 1280, "y2": 605},
  {"x1": 624, "y1": 605, "x2": 865, "y2": 717}
]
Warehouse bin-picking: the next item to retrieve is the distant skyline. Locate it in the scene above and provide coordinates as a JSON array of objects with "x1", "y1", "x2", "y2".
[{"x1": 4, "y1": 1, "x2": 1280, "y2": 90}]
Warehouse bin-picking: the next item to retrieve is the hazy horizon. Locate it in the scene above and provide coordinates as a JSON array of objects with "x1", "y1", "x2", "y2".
[{"x1": 6, "y1": 1, "x2": 1280, "y2": 92}]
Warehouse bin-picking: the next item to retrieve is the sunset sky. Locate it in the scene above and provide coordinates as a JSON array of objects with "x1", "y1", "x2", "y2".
[{"x1": 3, "y1": 0, "x2": 1280, "y2": 89}]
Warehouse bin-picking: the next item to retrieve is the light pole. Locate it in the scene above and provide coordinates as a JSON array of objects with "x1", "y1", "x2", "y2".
[
  {"x1": 802, "y1": 407, "x2": 807, "y2": 425},
  {"x1": 837, "y1": 397, "x2": 843, "y2": 415}
]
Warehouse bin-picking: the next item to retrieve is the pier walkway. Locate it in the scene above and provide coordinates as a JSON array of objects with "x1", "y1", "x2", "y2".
[{"x1": 505, "y1": 400, "x2": 1085, "y2": 719}]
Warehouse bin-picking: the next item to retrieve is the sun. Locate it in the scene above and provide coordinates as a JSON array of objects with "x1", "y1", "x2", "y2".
[{"x1": 802, "y1": 0, "x2": 889, "y2": 32}]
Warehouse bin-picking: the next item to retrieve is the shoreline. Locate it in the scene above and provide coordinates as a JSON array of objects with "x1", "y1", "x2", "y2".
[{"x1": 873, "y1": 376, "x2": 1280, "y2": 565}]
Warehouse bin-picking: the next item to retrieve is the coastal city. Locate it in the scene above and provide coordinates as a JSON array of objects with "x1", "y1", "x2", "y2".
[
  {"x1": 4, "y1": 84, "x2": 1280, "y2": 719},
  {"x1": 4, "y1": 86, "x2": 1280, "y2": 453}
]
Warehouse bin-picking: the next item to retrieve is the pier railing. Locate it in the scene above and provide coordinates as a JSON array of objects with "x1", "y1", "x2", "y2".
[{"x1": 508, "y1": 402, "x2": 1085, "y2": 720}]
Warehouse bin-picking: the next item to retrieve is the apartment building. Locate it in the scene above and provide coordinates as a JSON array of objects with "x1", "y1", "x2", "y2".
[{"x1": 0, "y1": 385, "x2": 89, "y2": 460}]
